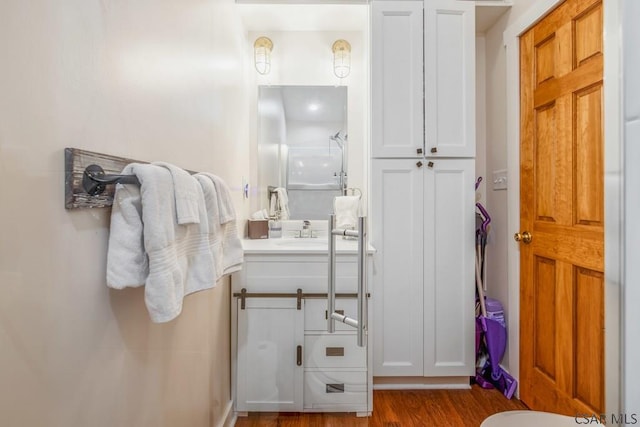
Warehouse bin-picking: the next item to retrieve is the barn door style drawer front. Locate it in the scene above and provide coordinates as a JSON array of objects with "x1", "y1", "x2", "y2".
[
  {"x1": 303, "y1": 371, "x2": 367, "y2": 409},
  {"x1": 304, "y1": 335, "x2": 366, "y2": 369}
]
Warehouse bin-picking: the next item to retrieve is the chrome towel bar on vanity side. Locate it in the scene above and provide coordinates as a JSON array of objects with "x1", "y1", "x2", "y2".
[{"x1": 327, "y1": 214, "x2": 367, "y2": 347}]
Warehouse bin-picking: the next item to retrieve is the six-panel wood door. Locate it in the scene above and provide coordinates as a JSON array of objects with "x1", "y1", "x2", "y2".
[{"x1": 519, "y1": 0, "x2": 605, "y2": 415}]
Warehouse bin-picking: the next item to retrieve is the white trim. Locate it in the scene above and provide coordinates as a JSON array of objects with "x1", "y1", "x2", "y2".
[
  {"x1": 502, "y1": 0, "x2": 563, "y2": 46},
  {"x1": 603, "y1": 0, "x2": 623, "y2": 418},
  {"x1": 215, "y1": 400, "x2": 236, "y2": 427},
  {"x1": 622, "y1": 0, "x2": 640, "y2": 414},
  {"x1": 502, "y1": 1, "x2": 565, "y2": 389},
  {"x1": 503, "y1": 0, "x2": 622, "y2": 412},
  {"x1": 373, "y1": 376, "x2": 471, "y2": 390},
  {"x1": 373, "y1": 384, "x2": 471, "y2": 390}
]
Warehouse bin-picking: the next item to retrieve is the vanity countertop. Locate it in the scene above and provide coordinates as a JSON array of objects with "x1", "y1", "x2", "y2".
[{"x1": 241, "y1": 237, "x2": 375, "y2": 255}]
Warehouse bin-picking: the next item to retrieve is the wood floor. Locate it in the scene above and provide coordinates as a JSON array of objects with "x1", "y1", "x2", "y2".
[{"x1": 235, "y1": 386, "x2": 529, "y2": 426}]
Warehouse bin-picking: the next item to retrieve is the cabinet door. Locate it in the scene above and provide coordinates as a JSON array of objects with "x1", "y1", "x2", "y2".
[
  {"x1": 423, "y1": 159, "x2": 475, "y2": 376},
  {"x1": 371, "y1": 1, "x2": 424, "y2": 159},
  {"x1": 236, "y1": 298, "x2": 304, "y2": 412},
  {"x1": 424, "y1": 0, "x2": 475, "y2": 157},
  {"x1": 371, "y1": 159, "x2": 424, "y2": 376}
]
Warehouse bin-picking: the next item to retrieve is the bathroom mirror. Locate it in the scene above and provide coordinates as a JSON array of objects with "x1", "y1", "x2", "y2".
[{"x1": 257, "y1": 85, "x2": 347, "y2": 220}]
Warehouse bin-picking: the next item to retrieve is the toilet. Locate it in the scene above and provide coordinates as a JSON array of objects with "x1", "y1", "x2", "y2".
[{"x1": 481, "y1": 410, "x2": 580, "y2": 427}]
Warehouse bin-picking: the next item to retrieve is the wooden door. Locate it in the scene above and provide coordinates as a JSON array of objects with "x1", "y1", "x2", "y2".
[{"x1": 519, "y1": 0, "x2": 604, "y2": 415}]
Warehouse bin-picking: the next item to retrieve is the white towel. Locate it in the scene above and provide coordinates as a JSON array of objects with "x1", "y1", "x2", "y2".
[
  {"x1": 275, "y1": 187, "x2": 290, "y2": 220},
  {"x1": 107, "y1": 163, "x2": 215, "y2": 323},
  {"x1": 195, "y1": 173, "x2": 244, "y2": 277},
  {"x1": 106, "y1": 164, "x2": 148, "y2": 289},
  {"x1": 269, "y1": 192, "x2": 278, "y2": 218},
  {"x1": 334, "y1": 195, "x2": 360, "y2": 230},
  {"x1": 152, "y1": 161, "x2": 201, "y2": 225}
]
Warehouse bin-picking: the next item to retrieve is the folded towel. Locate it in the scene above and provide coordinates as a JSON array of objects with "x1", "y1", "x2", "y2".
[
  {"x1": 334, "y1": 195, "x2": 360, "y2": 230},
  {"x1": 106, "y1": 164, "x2": 148, "y2": 289},
  {"x1": 152, "y1": 161, "x2": 201, "y2": 225},
  {"x1": 269, "y1": 192, "x2": 278, "y2": 218},
  {"x1": 107, "y1": 163, "x2": 215, "y2": 323},
  {"x1": 195, "y1": 173, "x2": 244, "y2": 277},
  {"x1": 275, "y1": 187, "x2": 290, "y2": 220}
]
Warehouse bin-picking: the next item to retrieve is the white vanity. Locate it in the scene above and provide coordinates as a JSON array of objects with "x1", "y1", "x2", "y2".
[{"x1": 231, "y1": 228, "x2": 374, "y2": 416}]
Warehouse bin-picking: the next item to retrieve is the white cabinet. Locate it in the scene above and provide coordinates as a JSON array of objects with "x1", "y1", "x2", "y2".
[
  {"x1": 371, "y1": 159, "x2": 475, "y2": 378},
  {"x1": 232, "y1": 248, "x2": 373, "y2": 415},
  {"x1": 236, "y1": 298, "x2": 304, "y2": 412},
  {"x1": 371, "y1": 159, "x2": 425, "y2": 376},
  {"x1": 371, "y1": 0, "x2": 476, "y2": 383},
  {"x1": 424, "y1": 0, "x2": 475, "y2": 157},
  {"x1": 371, "y1": 1, "x2": 424, "y2": 159},
  {"x1": 372, "y1": 0, "x2": 475, "y2": 159},
  {"x1": 423, "y1": 159, "x2": 476, "y2": 376}
]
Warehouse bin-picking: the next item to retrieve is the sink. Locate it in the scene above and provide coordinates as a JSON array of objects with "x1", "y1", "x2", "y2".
[{"x1": 274, "y1": 239, "x2": 328, "y2": 247}]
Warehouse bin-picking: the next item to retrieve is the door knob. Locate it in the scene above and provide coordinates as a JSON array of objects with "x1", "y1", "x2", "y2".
[{"x1": 514, "y1": 231, "x2": 532, "y2": 244}]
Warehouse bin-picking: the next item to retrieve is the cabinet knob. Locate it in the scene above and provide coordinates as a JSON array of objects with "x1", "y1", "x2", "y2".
[
  {"x1": 430, "y1": 147, "x2": 438, "y2": 154},
  {"x1": 417, "y1": 161, "x2": 423, "y2": 168},
  {"x1": 427, "y1": 161, "x2": 434, "y2": 168},
  {"x1": 417, "y1": 148, "x2": 423, "y2": 154}
]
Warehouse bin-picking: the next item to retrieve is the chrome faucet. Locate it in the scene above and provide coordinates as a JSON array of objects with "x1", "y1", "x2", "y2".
[{"x1": 300, "y1": 220, "x2": 312, "y2": 238}]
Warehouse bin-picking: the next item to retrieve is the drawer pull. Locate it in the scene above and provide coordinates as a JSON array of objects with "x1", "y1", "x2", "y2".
[
  {"x1": 296, "y1": 345, "x2": 302, "y2": 366},
  {"x1": 325, "y1": 309, "x2": 344, "y2": 320},
  {"x1": 326, "y1": 383, "x2": 345, "y2": 394},
  {"x1": 326, "y1": 347, "x2": 345, "y2": 357}
]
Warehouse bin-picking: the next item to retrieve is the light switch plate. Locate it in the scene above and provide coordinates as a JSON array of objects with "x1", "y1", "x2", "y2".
[{"x1": 492, "y1": 169, "x2": 508, "y2": 190}]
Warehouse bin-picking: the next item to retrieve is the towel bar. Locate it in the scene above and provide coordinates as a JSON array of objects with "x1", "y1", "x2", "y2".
[{"x1": 65, "y1": 147, "x2": 197, "y2": 209}]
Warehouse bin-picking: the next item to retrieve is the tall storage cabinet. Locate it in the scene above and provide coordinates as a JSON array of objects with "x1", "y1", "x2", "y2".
[{"x1": 371, "y1": 0, "x2": 476, "y2": 381}]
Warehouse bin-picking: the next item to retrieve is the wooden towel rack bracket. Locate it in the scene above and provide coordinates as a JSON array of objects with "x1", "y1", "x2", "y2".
[{"x1": 65, "y1": 147, "x2": 146, "y2": 210}]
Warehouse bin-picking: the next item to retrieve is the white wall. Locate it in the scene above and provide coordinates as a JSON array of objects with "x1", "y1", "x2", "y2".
[
  {"x1": 0, "y1": 1, "x2": 249, "y2": 426},
  {"x1": 475, "y1": 35, "x2": 487, "y2": 208},
  {"x1": 483, "y1": 4, "x2": 520, "y2": 369},
  {"x1": 622, "y1": 0, "x2": 640, "y2": 413},
  {"x1": 248, "y1": 30, "x2": 368, "y2": 216}
]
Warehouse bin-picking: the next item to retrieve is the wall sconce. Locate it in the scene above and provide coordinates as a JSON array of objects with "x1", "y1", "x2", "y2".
[
  {"x1": 332, "y1": 39, "x2": 351, "y2": 79},
  {"x1": 254, "y1": 36, "x2": 273, "y2": 75}
]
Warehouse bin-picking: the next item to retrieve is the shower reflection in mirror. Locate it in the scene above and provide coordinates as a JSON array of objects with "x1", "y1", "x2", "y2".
[{"x1": 257, "y1": 85, "x2": 347, "y2": 220}]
